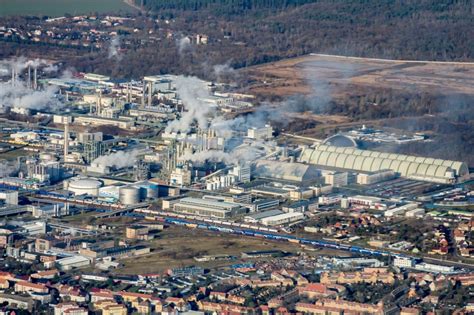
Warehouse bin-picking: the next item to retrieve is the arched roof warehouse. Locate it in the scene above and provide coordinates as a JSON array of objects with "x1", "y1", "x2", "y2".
[{"x1": 299, "y1": 144, "x2": 469, "y2": 183}]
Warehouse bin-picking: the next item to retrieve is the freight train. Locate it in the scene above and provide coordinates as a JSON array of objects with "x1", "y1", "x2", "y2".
[{"x1": 153, "y1": 215, "x2": 392, "y2": 258}]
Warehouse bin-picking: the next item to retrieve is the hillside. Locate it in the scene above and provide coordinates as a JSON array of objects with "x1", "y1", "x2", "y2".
[{"x1": 140, "y1": 0, "x2": 473, "y2": 62}]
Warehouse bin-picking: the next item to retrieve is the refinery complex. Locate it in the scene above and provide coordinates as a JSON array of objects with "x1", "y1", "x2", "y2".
[{"x1": 0, "y1": 57, "x2": 473, "y2": 314}]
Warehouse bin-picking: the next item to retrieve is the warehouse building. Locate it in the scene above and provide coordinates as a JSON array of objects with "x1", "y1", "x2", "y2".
[
  {"x1": 260, "y1": 212, "x2": 304, "y2": 226},
  {"x1": 173, "y1": 197, "x2": 246, "y2": 218},
  {"x1": 254, "y1": 160, "x2": 320, "y2": 183},
  {"x1": 299, "y1": 144, "x2": 469, "y2": 183}
]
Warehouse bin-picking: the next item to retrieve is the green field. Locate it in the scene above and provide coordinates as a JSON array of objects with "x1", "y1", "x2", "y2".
[{"x1": 0, "y1": 0, "x2": 135, "y2": 17}]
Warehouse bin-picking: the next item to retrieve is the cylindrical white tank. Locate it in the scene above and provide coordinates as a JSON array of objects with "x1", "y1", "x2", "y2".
[
  {"x1": 119, "y1": 186, "x2": 140, "y2": 205},
  {"x1": 68, "y1": 178, "x2": 102, "y2": 196}
]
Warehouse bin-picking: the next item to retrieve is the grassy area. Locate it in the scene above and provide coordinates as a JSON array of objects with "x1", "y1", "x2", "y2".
[{"x1": 0, "y1": 0, "x2": 135, "y2": 17}]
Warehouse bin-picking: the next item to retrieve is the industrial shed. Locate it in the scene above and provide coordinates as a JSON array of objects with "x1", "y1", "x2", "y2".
[
  {"x1": 299, "y1": 145, "x2": 469, "y2": 183},
  {"x1": 254, "y1": 160, "x2": 320, "y2": 183}
]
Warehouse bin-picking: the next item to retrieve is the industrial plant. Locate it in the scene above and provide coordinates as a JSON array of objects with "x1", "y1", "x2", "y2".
[{"x1": 0, "y1": 55, "x2": 472, "y2": 315}]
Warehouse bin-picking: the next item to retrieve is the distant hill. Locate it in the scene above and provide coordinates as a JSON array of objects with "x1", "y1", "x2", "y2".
[
  {"x1": 141, "y1": 0, "x2": 317, "y2": 12},
  {"x1": 140, "y1": 0, "x2": 473, "y2": 62}
]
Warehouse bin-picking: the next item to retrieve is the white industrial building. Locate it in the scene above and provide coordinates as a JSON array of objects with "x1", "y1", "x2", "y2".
[
  {"x1": 299, "y1": 144, "x2": 469, "y2": 183},
  {"x1": 254, "y1": 160, "x2": 320, "y2": 183},
  {"x1": 0, "y1": 190, "x2": 18, "y2": 205},
  {"x1": 384, "y1": 203, "x2": 419, "y2": 217},
  {"x1": 322, "y1": 170, "x2": 348, "y2": 187},
  {"x1": 247, "y1": 125, "x2": 273, "y2": 140},
  {"x1": 56, "y1": 255, "x2": 92, "y2": 271},
  {"x1": 357, "y1": 170, "x2": 396, "y2": 185},
  {"x1": 229, "y1": 164, "x2": 251, "y2": 183},
  {"x1": 173, "y1": 197, "x2": 246, "y2": 218},
  {"x1": 405, "y1": 208, "x2": 425, "y2": 217},
  {"x1": 260, "y1": 212, "x2": 304, "y2": 226},
  {"x1": 170, "y1": 165, "x2": 192, "y2": 186}
]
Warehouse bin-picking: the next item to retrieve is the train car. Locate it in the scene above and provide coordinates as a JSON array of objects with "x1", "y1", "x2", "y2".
[
  {"x1": 186, "y1": 223, "x2": 198, "y2": 228},
  {"x1": 218, "y1": 227, "x2": 234, "y2": 233},
  {"x1": 243, "y1": 230, "x2": 255, "y2": 236},
  {"x1": 288, "y1": 239, "x2": 300, "y2": 244},
  {"x1": 234, "y1": 229, "x2": 245, "y2": 235}
]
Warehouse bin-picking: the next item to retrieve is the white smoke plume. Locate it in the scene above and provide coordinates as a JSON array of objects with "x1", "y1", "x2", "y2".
[
  {"x1": 43, "y1": 64, "x2": 59, "y2": 73},
  {"x1": 180, "y1": 141, "x2": 272, "y2": 165},
  {"x1": 177, "y1": 36, "x2": 192, "y2": 55},
  {"x1": 165, "y1": 76, "x2": 215, "y2": 133},
  {"x1": 1, "y1": 57, "x2": 57, "y2": 74},
  {"x1": 213, "y1": 63, "x2": 237, "y2": 81},
  {"x1": 92, "y1": 149, "x2": 141, "y2": 169},
  {"x1": 0, "y1": 80, "x2": 61, "y2": 111},
  {"x1": 108, "y1": 35, "x2": 122, "y2": 60}
]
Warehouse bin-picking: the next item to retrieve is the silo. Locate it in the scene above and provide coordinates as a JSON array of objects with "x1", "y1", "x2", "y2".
[
  {"x1": 144, "y1": 183, "x2": 159, "y2": 199},
  {"x1": 134, "y1": 182, "x2": 159, "y2": 199},
  {"x1": 119, "y1": 186, "x2": 140, "y2": 205}
]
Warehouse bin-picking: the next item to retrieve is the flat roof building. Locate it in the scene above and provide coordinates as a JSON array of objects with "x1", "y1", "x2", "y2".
[{"x1": 173, "y1": 197, "x2": 246, "y2": 218}]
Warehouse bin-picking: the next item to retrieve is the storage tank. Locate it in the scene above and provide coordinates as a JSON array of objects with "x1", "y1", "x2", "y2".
[
  {"x1": 119, "y1": 186, "x2": 140, "y2": 205},
  {"x1": 67, "y1": 178, "x2": 102, "y2": 196},
  {"x1": 133, "y1": 182, "x2": 158, "y2": 199},
  {"x1": 141, "y1": 183, "x2": 158, "y2": 199}
]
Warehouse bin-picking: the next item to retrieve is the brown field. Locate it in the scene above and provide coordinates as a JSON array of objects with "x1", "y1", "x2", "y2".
[
  {"x1": 244, "y1": 53, "x2": 474, "y2": 98},
  {"x1": 115, "y1": 225, "x2": 347, "y2": 275}
]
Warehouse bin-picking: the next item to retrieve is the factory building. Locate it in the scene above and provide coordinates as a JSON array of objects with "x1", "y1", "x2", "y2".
[
  {"x1": 0, "y1": 191, "x2": 18, "y2": 205},
  {"x1": 229, "y1": 164, "x2": 251, "y2": 183},
  {"x1": 260, "y1": 212, "x2": 304, "y2": 226},
  {"x1": 74, "y1": 116, "x2": 133, "y2": 129},
  {"x1": 254, "y1": 160, "x2": 320, "y2": 183},
  {"x1": 247, "y1": 125, "x2": 273, "y2": 140},
  {"x1": 356, "y1": 170, "x2": 396, "y2": 185},
  {"x1": 322, "y1": 170, "x2": 348, "y2": 187},
  {"x1": 173, "y1": 197, "x2": 246, "y2": 218},
  {"x1": 299, "y1": 144, "x2": 469, "y2": 183},
  {"x1": 170, "y1": 165, "x2": 192, "y2": 186}
]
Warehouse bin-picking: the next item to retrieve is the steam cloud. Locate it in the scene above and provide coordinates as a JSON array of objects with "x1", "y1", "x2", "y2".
[
  {"x1": 1, "y1": 57, "x2": 57, "y2": 74},
  {"x1": 0, "y1": 80, "x2": 61, "y2": 111},
  {"x1": 177, "y1": 36, "x2": 192, "y2": 55},
  {"x1": 165, "y1": 76, "x2": 215, "y2": 133},
  {"x1": 108, "y1": 35, "x2": 122, "y2": 60},
  {"x1": 0, "y1": 57, "x2": 65, "y2": 111},
  {"x1": 180, "y1": 141, "x2": 273, "y2": 165},
  {"x1": 92, "y1": 149, "x2": 141, "y2": 169}
]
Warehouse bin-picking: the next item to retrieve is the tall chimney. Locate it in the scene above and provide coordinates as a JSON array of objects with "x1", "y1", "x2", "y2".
[
  {"x1": 148, "y1": 81, "x2": 152, "y2": 107},
  {"x1": 64, "y1": 121, "x2": 69, "y2": 159},
  {"x1": 33, "y1": 67, "x2": 38, "y2": 90},
  {"x1": 141, "y1": 81, "x2": 146, "y2": 107},
  {"x1": 97, "y1": 90, "x2": 102, "y2": 116},
  {"x1": 28, "y1": 66, "x2": 31, "y2": 89}
]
